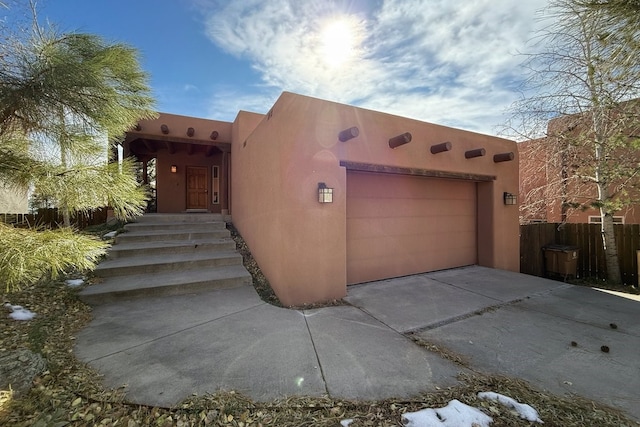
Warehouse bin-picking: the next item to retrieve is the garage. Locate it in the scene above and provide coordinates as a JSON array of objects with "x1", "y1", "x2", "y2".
[{"x1": 346, "y1": 171, "x2": 477, "y2": 285}]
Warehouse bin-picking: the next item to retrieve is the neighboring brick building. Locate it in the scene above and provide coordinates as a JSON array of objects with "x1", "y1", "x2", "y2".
[{"x1": 519, "y1": 103, "x2": 640, "y2": 225}]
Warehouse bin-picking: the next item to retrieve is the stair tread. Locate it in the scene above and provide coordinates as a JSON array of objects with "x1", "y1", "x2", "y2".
[
  {"x1": 125, "y1": 222, "x2": 225, "y2": 229},
  {"x1": 109, "y1": 238, "x2": 232, "y2": 252},
  {"x1": 82, "y1": 213, "x2": 251, "y2": 304},
  {"x1": 81, "y1": 265, "x2": 251, "y2": 297},
  {"x1": 96, "y1": 251, "x2": 241, "y2": 270},
  {"x1": 119, "y1": 229, "x2": 226, "y2": 237},
  {"x1": 133, "y1": 213, "x2": 223, "y2": 223}
]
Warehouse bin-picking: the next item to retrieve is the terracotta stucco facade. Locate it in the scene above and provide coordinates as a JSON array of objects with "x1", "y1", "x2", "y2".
[{"x1": 126, "y1": 92, "x2": 520, "y2": 306}]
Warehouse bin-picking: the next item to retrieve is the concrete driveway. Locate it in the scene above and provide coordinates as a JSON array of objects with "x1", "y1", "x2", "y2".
[
  {"x1": 74, "y1": 265, "x2": 640, "y2": 421},
  {"x1": 346, "y1": 267, "x2": 640, "y2": 420}
]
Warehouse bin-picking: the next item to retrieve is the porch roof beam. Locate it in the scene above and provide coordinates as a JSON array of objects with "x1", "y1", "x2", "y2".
[
  {"x1": 142, "y1": 139, "x2": 157, "y2": 153},
  {"x1": 166, "y1": 141, "x2": 176, "y2": 154},
  {"x1": 205, "y1": 145, "x2": 217, "y2": 157}
]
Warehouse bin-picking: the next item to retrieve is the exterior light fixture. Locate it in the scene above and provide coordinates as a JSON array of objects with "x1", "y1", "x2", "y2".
[
  {"x1": 318, "y1": 182, "x2": 333, "y2": 203},
  {"x1": 503, "y1": 192, "x2": 517, "y2": 205},
  {"x1": 170, "y1": 165, "x2": 177, "y2": 173}
]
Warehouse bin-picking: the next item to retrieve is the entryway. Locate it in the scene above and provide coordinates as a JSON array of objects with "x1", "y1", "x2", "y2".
[{"x1": 186, "y1": 166, "x2": 208, "y2": 210}]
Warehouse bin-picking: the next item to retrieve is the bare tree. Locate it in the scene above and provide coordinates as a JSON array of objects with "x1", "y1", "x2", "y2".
[{"x1": 508, "y1": 0, "x2": 640, "y2": 284}]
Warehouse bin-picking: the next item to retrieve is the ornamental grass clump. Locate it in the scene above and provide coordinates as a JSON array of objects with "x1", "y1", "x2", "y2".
[{"x1": 0, "y1": 223, "x2": 107, "y2": 293}]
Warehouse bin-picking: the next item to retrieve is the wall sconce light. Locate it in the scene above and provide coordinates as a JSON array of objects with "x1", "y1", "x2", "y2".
[
  {"x1": 318, "y1": 182, "x2": 333, "y2": 203},
  {"x1": 170, "y1": 165, "x2": 177, "y2": 173},
  {"x1": 503, "y1": 192, "x2": 517, "y2": 205}
]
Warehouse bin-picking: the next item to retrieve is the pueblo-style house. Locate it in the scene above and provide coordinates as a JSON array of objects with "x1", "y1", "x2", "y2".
[{"x1": 123, "y1": 92, "x2": 520, "y2": 305}]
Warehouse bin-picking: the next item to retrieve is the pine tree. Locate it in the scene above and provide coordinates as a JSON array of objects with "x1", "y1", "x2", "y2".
[{"x1": 0, "y1": 3, "x2": 157, "y2": 292}]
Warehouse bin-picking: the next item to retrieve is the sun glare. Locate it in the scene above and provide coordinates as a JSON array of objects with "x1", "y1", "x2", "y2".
[{"x1": 319, "y1": 18, "x2": 358, "y2": 68}]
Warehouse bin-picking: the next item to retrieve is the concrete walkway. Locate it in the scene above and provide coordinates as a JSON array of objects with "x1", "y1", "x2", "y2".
[{"x1": 74, "y1": 266, "x2": 640, "y2": 421}]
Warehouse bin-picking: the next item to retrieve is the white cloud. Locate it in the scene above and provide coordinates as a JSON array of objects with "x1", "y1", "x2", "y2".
[
  {"x1": 197, "y1": 0, "x2": 549, "y2": 135},
  {"x1": 204, "y1": 85, "x2": 281, "y2": 119}
]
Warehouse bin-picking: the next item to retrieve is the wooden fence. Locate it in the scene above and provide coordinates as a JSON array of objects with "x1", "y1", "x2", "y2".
[
  {"x1": 520, "y1": 222, "x2": 640, "y2": 285},
  {"x1": 0, "y1": 207, "x2": 108, "y2": 230}
]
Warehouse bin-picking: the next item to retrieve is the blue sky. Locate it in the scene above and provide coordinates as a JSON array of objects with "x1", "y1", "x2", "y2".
[{"x1": 29, "y1": 0, "x2": 549, "y2": 136}]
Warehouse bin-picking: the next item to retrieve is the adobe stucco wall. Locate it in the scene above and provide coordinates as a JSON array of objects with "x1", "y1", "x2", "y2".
[
  {"x1": 232, "y1": 92, "x2": 519, "y2": 306},
  {"x1": 231, "y1": 105, "x2": 346, "y2": 305}
]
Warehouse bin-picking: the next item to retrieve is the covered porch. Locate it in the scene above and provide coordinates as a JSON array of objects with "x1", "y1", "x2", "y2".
[{"x1": 122, "y1": 113, "x2": 233, "y2": 214}]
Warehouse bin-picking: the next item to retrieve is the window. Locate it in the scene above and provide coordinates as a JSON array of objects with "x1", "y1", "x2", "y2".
[
  {"x1": 588, "y1": 216, "x2": 624, "y2": 224},
  {"x1": 212, "y1": 166, "x2": 219, "y2": 204}
]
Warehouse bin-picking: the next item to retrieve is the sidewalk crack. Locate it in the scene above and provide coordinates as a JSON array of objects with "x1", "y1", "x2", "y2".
[{"x1": 302, "y1": 311, "x2": 329, "y2": 397}]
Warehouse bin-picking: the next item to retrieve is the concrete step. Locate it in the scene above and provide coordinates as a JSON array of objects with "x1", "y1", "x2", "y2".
[
  {"x1": 133, "y1": 213, "x2": 223, "y2": 223},
  {"x1": 80, "y1": 265, "x2": 252, "y2": 305},
  {"x1": 115, "y1": 229, "x2": 230, "y2": 244},
  {"x1": 95, "y1": 251, "x2": 243, "y2": 277},
  {"x1": 107, "y1": 238, "x2": 236, "y2": 259},
  {"x1": 124, "y1": 221, "x2": 226, "y2": 232},
  {"x1": 81, "y1": 212, "x2": 252, "y2": 304}
]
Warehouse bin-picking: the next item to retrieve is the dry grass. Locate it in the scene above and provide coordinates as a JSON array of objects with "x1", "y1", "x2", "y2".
[{"x1": 226, "y1": 222, "x2": 282, "y2": 307}]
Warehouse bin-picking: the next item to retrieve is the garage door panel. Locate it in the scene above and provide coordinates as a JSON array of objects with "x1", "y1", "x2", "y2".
[
  {"x1": 347, "y1": 172, "x2": 477, "y2": 285},
  {"x1": 347, "y1": 173, "x2": 475, "y2": 199},
  {"x1": 349, "y1": 230, "x2": 477, "y2": 258},
  {"x1": 347, "y1": 198, "x2": 475, "y2": 219},
  {"x1": 348, "y1": 217, "x2": 476, "y2": 239},
  {"x1": 348, "y1": 245, "x2": 477, "y2": 284}
]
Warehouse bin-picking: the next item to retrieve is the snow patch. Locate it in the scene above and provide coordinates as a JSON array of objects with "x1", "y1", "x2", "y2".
[
  {"x1": 478, "y1": 392, "x2": 543, "y2": 423},
  {"x1": 401, "y1": 399, "x2": 493, "y2": 427},
  {"x1": 102, "y1": 230, "x2": 117, "y2": 239},
  {"x1": 340, "y1": 419, "x2": 353, "y2": 427},
  {"x1": 65, "y1": 278, "x2": 85, "y2": 287},
  {"x1": 5, "y1": 303, "x2": 37, "y2": 321}
]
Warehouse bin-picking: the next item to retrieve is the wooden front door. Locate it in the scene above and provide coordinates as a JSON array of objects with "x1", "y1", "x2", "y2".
[{"x1": 186, "y1": 166, "x2": 208, "y2": 210}]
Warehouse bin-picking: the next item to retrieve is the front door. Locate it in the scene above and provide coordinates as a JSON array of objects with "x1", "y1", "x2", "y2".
[{"x1": 186, "y1": 166, "x2": 208, "y2": 210}]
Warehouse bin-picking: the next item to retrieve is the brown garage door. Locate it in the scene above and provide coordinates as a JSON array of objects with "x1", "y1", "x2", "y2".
[{"x1": 346, "y1": 171, "x2": 477, "y2": 284}]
